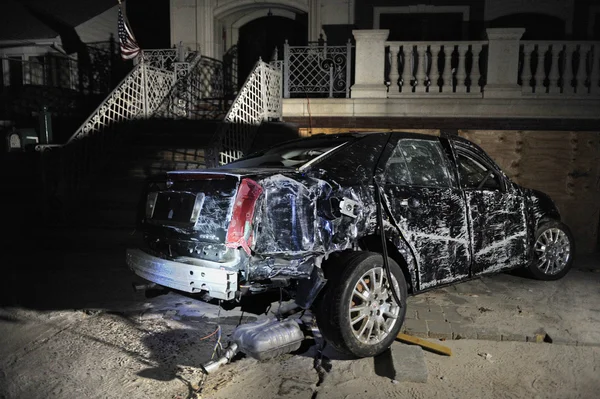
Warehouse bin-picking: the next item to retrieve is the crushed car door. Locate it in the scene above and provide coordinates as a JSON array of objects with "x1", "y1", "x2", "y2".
[
  {"x1": 381, "y1": 137, "x2": 471, "y2": 290},
  {"x1": 453, "y1": 144, "x2": 528, "y2": 275}
]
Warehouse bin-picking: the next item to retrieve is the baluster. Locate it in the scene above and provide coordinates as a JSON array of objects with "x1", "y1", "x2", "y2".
[
  {"x1": 414, "y1": 45, "x2": 427, "y2": 93},
  {"x1": 398, "y1": 45, "x2": 407, "y2": 93},
  {"x1": 471, "y1": 43, "x2": 482, "y2": 94},
  {"x1": 389, "y1": 45, "x2": 399, "y2": 94},
  {"x1": 576, "y1": 44, "x2": 589, "y2": 94},
  {"x1": 521, "y1": 44, "x2": 533, "y2": 94},
  {"x1": 429, "y1": 44, "x2": 442, "y2": 93},
  {"x1": 406, "y1": 44, "x2": 419, "y2": 91},
  {"x1": 455, "y1": 44, "x2": 468, "y2": 93},
  {"x1": 442, "y1": 45, "x2": 453, "y2": 93},
  {"x1": 591, "y1": 44, "x2": 600, "y2": 95},
  {"x1": 548, "y1": 44, "x2": 561, "y2": 94},
  {"x1": 533, "y1": 44, "x2": 547, "y2": 94},
  {"x1": 563, "y1": 44, "x2": 575, "y2": 94}
]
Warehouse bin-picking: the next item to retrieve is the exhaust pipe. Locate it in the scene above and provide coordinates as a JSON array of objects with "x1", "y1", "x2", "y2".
[
  {"x1": 132, "y1": 283, "x2": 169, "y2": 298},
  {"x1": 200, "y1": 318, "x2": 305, "y2": 375},
  {"x1": 201, "y1": 343, "x2": 238, "y2": 374},
  {"x1": 132, "y1": 282, "x2": 157, "y2": 292}
]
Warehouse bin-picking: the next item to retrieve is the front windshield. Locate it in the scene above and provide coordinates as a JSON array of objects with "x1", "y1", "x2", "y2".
[{"x1": 221, "y1": 136, "x2": 353, "y2": 169}]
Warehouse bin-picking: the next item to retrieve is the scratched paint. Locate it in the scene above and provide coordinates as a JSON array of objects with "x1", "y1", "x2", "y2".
[{"x1": 128, "y1": 132, "x2": 567, "y2": 299}]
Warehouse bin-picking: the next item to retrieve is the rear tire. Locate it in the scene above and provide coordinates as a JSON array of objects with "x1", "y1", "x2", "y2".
[
  {"x1": 527, "y1": 220, "x2": 574, "y2": 281},
  {"x1": 314, "y1": 252, "x2": 407, "y2": 358}
]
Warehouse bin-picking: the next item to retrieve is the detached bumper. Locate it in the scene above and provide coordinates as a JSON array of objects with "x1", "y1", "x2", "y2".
[{"x1": 126, "y1": 248, "x2": 238, "y2": 300}]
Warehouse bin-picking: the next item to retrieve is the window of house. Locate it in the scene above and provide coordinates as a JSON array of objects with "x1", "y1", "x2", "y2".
[
  {"x1": 29, "y1": 56, "x2": 45, "y2": 85},
  {"x1": 8, "y1": 56, "x2": 23, "y2": 87},
  {"x1": 385, "y1": 139, "x2": 453, "y2": 187}
]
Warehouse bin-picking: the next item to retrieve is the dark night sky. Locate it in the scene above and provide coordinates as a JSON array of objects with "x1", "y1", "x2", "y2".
[{"x1": 0, "y1": 0, "x2": 170, "y2": 48}]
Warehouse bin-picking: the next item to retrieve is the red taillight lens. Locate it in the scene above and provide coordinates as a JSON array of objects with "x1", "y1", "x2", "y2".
[{"x1": 226, "y1": 178, "x2": 263, "y2": 254}]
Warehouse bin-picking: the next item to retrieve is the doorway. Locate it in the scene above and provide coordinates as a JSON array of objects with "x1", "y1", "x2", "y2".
[{"x1": 237, "y1": 14, "x2": 307, "y2": 87}]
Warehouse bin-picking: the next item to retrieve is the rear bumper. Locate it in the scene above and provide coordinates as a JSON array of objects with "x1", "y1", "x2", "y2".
[{"x1": 126, "y1": 248, "x2": 238, "y2": 300}]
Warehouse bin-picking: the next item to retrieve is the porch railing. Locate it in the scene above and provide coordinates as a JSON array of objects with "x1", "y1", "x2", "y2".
[
  {"x1": 519, "y1": 41, "x2": 600, "y2": 96},
  {"x1": 152, "y1": 55, "x2": 228, "y2": 120},
  {"x1": 208, "y1": 59, "x2": 283, "y2": 166},
  {"x1": 349, "y1": 29, "x2": 600, "y2": 99},
  {"x1": 385, "y1": 41, "x2": 487, "y2": 96},
  {"x1": 283, "y1": 40, "x2": 354, "y2": 98}
]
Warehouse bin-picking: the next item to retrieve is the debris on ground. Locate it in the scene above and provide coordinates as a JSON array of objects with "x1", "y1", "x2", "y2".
[
  {"x1": 477, "y1": 352, "x2": 494, "y2": 362},
  {"x1": 478, "y1": 307, "x2": 492, "y2": 313},
  {"x1": 396, "y1": 333, "x2": 452, "y2": 356}
]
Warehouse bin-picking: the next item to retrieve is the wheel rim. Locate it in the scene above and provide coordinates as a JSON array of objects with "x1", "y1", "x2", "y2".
[
  {"x1": 348, "y1": 267, "x2": 401, "y2": 345},
  {"x1": 534, "y1": 227, "x2": 571, "y2": 275}
]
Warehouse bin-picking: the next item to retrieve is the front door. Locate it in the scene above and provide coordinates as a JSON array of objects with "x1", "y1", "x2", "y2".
[
  {"x1": 382, "y1": 136, "x2": 471, "y2": 290},
  {"x1": 453, "y1": 144, "x2": 528, "y2": 274}
]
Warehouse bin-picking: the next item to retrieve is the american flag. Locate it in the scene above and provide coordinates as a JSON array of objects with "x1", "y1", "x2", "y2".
[{"x1": 118, "y1": 5, "x2": 140, "y2": 60}]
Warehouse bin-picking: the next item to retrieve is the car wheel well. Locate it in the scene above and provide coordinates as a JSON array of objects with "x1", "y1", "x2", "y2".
[{"x1": 357, "y1": 236, "x2": 415, "y2": 294}]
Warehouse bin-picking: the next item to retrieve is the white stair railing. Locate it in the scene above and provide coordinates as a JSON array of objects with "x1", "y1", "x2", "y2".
[
  {"x1": 35, "y1": 51, "x2": 200, "y2": 200},
  {"x1": 208, "y1": 59, "x2": 282, "y2": 166},
  {"x1": 151, "y1": 55, "x2": 227, "y2": 120}
]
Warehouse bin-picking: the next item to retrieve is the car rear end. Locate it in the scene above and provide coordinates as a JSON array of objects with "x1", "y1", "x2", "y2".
[
  {"x1": 126, "y1": 171, "x2": 263, "y2": 301},
  {"x1": 126, "y1": 132, "x2": 383, "y2": 302}
]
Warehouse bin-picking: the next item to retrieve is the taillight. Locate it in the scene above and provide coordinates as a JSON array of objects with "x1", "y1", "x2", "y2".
[
  {"x1": 226, "y1": 178, "x2": 263, "y2": 255},
  {"x1": 146, "y1": 192, "x2": 158, "y2": 219}
]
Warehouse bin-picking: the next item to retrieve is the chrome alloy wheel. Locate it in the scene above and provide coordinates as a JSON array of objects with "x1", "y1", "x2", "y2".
[
  {"x1": 534, "y1": 227, "x2": 571, "y2": 275},
  {"x1": 348, "y1": 267, "x2": 401, "y2": 345}
]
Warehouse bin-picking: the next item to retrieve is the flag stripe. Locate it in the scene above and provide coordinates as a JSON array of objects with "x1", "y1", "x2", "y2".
[{"x1": 118, "y1": 6, "x2": 140, "y2": 60}]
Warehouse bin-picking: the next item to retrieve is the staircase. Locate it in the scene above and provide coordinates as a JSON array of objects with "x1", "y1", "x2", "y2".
[{"x1": 30, "y1": 50, "x2": 285, "y2": 227}]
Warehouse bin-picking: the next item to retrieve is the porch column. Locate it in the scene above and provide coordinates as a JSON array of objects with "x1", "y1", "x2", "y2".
[
  {"x1": 350, "y1": 30, "x2": 389, "y2": 98},
  {"x1": 197, "y1": 0, "x2": 215, "y2": 57},
  {"x1": 484, "y1": 28, "x2": 525, "y2": 98},
  {"x1": 308, "y1": 0, "x2": 321, "y2": 42}
]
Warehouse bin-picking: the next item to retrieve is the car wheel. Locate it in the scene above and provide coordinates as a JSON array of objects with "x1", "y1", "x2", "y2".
[
  {"x1": 527, "y1": 221, "x2": 575, "y2": 281},
  {"x1": 315, "y1": 252, "x2": 407, "y2": 358}
]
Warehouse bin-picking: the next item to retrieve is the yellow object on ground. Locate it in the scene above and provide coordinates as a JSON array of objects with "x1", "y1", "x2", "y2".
[{"x1": 396, "y1": 333, "x2": 453, "y2": 356}]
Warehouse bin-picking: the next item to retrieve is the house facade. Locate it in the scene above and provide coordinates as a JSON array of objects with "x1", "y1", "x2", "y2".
[
  {"x1": 0, "y1": 0, "x2": 126, "y2": 136},
  {"x1": 169, "y1": 0, "x2": 600, "y2": 58},
  {"x1": 168, "y1": 0, "x2": 600, "y2": 253}
]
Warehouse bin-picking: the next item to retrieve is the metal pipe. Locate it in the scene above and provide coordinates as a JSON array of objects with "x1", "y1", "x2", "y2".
[
  {"x1": 131, "y1": 282, "x2": 157, "y2": 292},
  {"x1": 201, "y1": 343, "x2": 238, "y2": 374}
]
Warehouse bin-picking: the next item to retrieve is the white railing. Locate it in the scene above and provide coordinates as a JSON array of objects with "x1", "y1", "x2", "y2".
[
  {"x1": 152, "y1": 55, "x2": 227, "y2": 120},
  {"x1": 519, "y1": 41, "x2": 600, "y2": 96},
  {"x1": 211, "y1": 60, "x2": 282, "y2": 166},
  {"x1": 141, "y1": 48, "x2": 185, "y2": 71},
  {"x1": 350, "y1": 29, "x2": 600, "y2": 100},
  {"x1": 65, "y1": 61, "x2": 177, "y2": 143},
  {"x1": 385, "y1": 41, "x2": 487, "y2": 96}
]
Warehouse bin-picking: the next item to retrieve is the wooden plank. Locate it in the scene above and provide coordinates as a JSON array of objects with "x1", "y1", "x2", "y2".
[
  {"x1": 396, "y1": 333, "x2": 452, "y2": 356},
  {"x1": 299, "y1": 127, "x2": 440, "y2": 137},
  {"x1": 458, "y1": 130, "x2": 600, "y2": 253}
]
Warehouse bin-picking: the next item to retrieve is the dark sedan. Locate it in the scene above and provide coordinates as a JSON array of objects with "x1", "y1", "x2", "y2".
[{"x1": 126, "y1": 132, "x2": 574, "y2": 357}]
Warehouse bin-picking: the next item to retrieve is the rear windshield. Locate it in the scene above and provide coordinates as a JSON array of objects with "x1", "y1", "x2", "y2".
[{"x1": 221, "y1": 136, "x2": 353, "y2": 169}]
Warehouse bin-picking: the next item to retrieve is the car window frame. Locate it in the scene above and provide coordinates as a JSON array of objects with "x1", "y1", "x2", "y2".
[
  {"x1": 454, "y1": 147, "x2": 507, "y2": 193},
  {"x1": 383, "y1": 136, "x2": 457, "y2": 189}
]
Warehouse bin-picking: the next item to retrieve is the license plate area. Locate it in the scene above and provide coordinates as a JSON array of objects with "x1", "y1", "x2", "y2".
[{"x1": 150, "y1": 191, "x2": 204, "y2": 226}]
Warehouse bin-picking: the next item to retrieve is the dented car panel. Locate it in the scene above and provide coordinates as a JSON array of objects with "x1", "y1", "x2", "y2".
[{"x1": 127, "y1": 131, "x2": 565, "y2": 303}]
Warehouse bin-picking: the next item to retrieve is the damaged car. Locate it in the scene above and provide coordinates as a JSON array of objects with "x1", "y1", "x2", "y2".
[{"x1": 126, "y1": 132, "x2": 574, "y2": 358}]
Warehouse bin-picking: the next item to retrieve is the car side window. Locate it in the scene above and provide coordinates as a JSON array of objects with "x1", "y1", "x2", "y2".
[
  {"x1": 384, "y1": 139, "x2": 453, "y2": 188},
  {"x1": 456, "y1": 152, "x2": 502, "y2": 191}
]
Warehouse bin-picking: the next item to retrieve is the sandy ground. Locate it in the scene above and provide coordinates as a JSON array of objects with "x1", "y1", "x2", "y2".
[
  {"x1": 202, "y1": 340, "x2": 600, "y2": 399},
  {"x1": 1, "y1": 229, "x2": 599, "y2": 399}
]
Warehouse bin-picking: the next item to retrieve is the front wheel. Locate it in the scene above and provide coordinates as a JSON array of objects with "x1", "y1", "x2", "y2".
[
  {"x1": 527, "y1": 221, "x2": 575, "y2": 280},
  {"x1": 314, "y1": 252, "x2": 407, "y2": 358}
]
